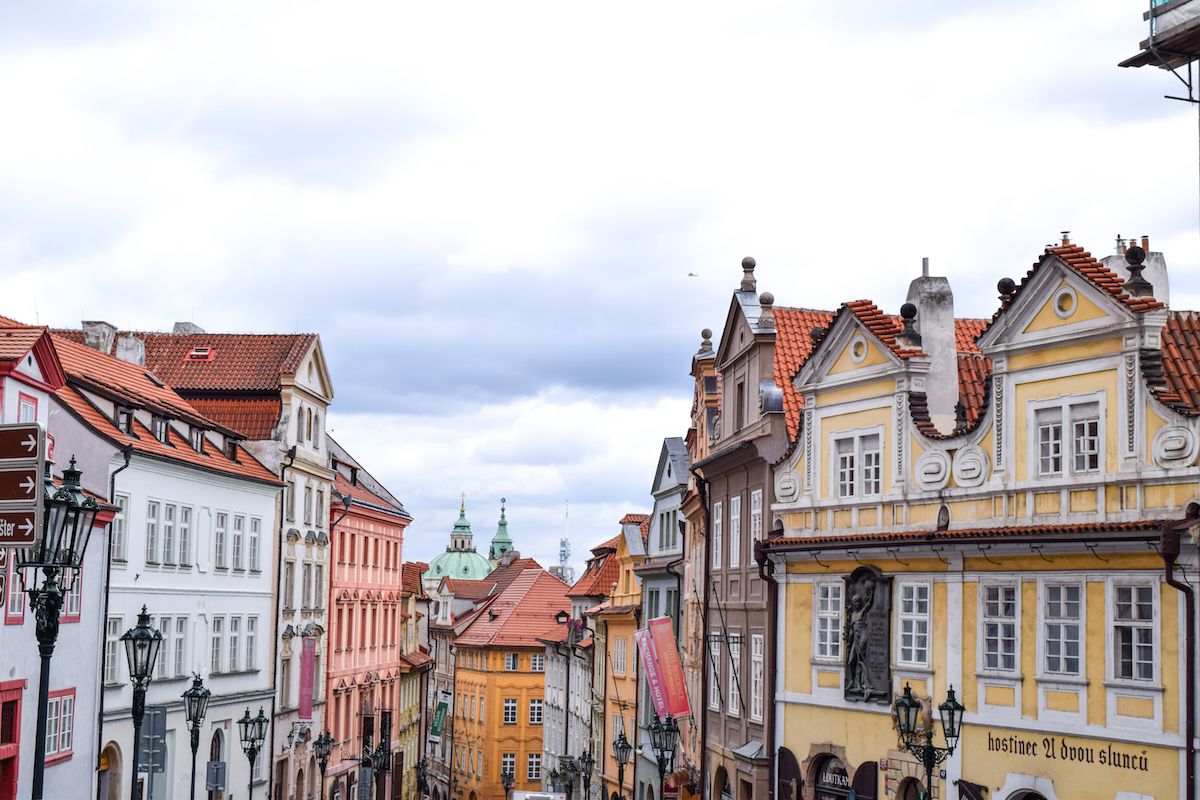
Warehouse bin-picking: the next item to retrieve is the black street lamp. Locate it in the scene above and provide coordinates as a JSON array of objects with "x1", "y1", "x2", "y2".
[
  {"x1": 647, "y1": 715, "x2": 680, "y2": 792},
  {"x1": 578, "y1": 752, "x2": 594, "y2": 800},
  {"x1": 122, "y1": 606, "x2": 163, "y2": 800},
  {"x1": 502, "y1": 769, "x2": 516, "y2": 798},
  {"x1": 612, "y1": 732, "x2": 631, "y2": 800},
  {"x1": 238, "y1": 706, "x2": 269, "y2": 800},
  {"x1": 893, "y1": 683, "x2": 966, "y2": 800},
  {"x1": 558, "y1": 754, "x2": 578, "y2": 800},
  {"x1": 18, "y1": 459, "x2": 100, "y2": 800},
  {"x1": 182, "y1": 675, "x2": 211, "y2": 800},
  {"x1": 314, "y1": 730, "x2": 334, "y2": 800},
  {"x1": 416, "y1": 757, "x2": 428, "y2": 796}
]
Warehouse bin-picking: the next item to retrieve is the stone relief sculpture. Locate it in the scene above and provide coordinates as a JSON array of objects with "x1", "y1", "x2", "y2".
[{"x1": 843, "y1": 565, "x2": 892, "y2": 704}]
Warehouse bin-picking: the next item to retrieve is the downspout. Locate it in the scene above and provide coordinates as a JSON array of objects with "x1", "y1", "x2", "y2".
[
  {"x1": 95, "y1": 444, "x2": 133, "y2": 800},
  {"x1": 756, "y1": 541, "x2": 777, "y2": 800},
  {"x1": 689, "y1": 465, "x2": 712, "y2": 798},
  {"x1": 269, "y1": 445, "x2": 298, "y2": 800},
  {"x1": 632, "y1": 606, "x2": 642, "y2": 800},
  {"x1": 1162, "y1": 506, "x2": 1198, "y2": 800}
]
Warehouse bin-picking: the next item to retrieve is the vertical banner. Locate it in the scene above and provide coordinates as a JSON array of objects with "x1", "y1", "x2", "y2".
[
  {"x1": 299, "y1": 637, "x2": 316, "y2": 721},
  {"x1": 648, "y1": 616, "x2": 691, "y2": 718},
  {"x1": 429, "y1": 689, "x2": 450, "y2": 744},
  {"x1": 634, "y1": 627, "x2": 668, "y2": 718}
]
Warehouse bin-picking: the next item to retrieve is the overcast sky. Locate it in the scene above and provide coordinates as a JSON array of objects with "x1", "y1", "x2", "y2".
[{"x1": 3, "y1": 1, "x2": 1197, "y2": 573}]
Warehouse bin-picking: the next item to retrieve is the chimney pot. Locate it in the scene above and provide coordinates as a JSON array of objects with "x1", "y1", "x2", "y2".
[
  {"x1": 1142, "y1": 235, "x2": 1150, "y2": 250},
  {"x1": 1061, "y1": 231, "x2": 1071, "y2": 246}
]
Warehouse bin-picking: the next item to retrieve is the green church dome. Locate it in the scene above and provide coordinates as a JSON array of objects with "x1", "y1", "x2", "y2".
[
  {"x1": 424, "y1": 496, "x2": 493, "y2": 582},
  {"x1": 489, "y1": 497, "x2": 514, "y2": 563}
]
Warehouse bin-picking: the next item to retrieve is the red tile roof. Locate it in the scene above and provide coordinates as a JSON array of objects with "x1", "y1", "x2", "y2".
[
  {"x1": 773, "y1": 307, "x2": 836, "y2": 440},
  {"x1": 440, "y1": 577, "x2": 496, "y2": 601},
  {"x1": 768, "y1": 519, "x2": 1164, "y2": 548},
  {"x1": 402, "y1": 562, "x2": 430, "y2": 597},
  {"x1": 134, "y1": 332, "x2": 317, "y2": 392},
  {"x1": 0, "y1": 327, "x2": 48, "y2": 363},
  {"x1": 1150, "y1": 311, "x2": 1200, "y2": 416},
  {"x1": 334, "y1": 472, "x2": 405, "y2": 515},
  {"x1": 487, "y1": 556, "x2": 543, "y2": 594},
  {"x1": 454, "y1": 568, "x2": 571, "y2": 648},
  {"x1": 844, "y1": 300, "x2": 926, "y2": 359},
  {"x1": 188, "y1": 396, "x2": 282, "y2": 439},
  {"x1": 569, "y1": 550, "x2": 619, "y2": 598}
]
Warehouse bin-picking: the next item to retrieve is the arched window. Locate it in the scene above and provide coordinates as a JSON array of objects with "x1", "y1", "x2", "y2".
[
  {"x1": 296, "y1": 405, "x2": 305, "y2": 441},
  {"x1": 313, "y1": 412, "x2": 321, "y2": 447},
  {"x1": 307, "y1": 409, "x2": 313, "y2": 441}
]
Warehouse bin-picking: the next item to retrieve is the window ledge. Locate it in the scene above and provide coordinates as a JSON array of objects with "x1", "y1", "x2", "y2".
[
  {"x1": 1103, "y1": 679, "x2": 1165, "y2": 693},
  {"x1": 44, "y1": 752, "x2": 73, "y2": 766},
  {"x1": 811, "y1": 658, "x2": 842, "y2": 669},
  {"x1": 153, "y1": 675, "x2": 190, "y2": 685},
  {"x1": 1036, "y1": 673, "x2": 1088, "y2": 687},
  {"x1": 892, "y1": 663, "x2": 934, "y2": 676},
  {"x1": 975, "y1": 671, "x2": 1023, "y2": 682}
]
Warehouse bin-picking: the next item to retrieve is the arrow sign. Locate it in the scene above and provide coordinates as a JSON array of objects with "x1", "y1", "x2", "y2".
[
  {"x1": 0, "y1": 511, "x2": 36, "y2": 544},
  {"x1": 0, "y1": 424, "x2": 42, "y2": 460},
  {"x1": 0, "y1": 468, "x2": 39, "y2": 502}
]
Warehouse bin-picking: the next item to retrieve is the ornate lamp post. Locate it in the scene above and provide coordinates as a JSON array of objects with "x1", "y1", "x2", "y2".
[
  {"x1": 238, "y1": 706, "x2": 269, "y2": 800},
  {"x1": 122, "y1": 607, "x2": 163, "y2": 800},
  {"x1": 647, "y1": 715, "x2": 680, "y2": 792},
  {"x1": 558, "y1": 754, "x2": 579, "y2": 800},
  {"x1": 893, "y1": 684, "x2": 966, "y2": 800},
  {"x1": 182, "y1": 675, "x2": 211, "y2": 800},
  {"x1": 17, "y1": 459, "x2": 100, "y2": 800},
  {"x1": 612, "y1": 732, "x2": 631, "y2": 800},
  {"x1": 314, "y1": 730, "x2": 335, "y2": 800},
  {"x1": 416, "y1": 757, "x2": 428, "y2": 797},
  {"x1": 502, "y1": 769, "x2": 516, "y2": 799},
  {"x1": 577, "y1": 751, "x2": 594, "y2": 800}
]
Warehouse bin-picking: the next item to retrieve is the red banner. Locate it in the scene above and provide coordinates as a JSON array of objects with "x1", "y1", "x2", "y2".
[
  {"x1": 635, "y1": 628, "x2": 668, "y2": 718},
  {"x1": 299, "y1": 638, "x2": 316, "y2": 721},
  {"x1": 648, "y1": 616, "x2": 691, "y2": 719}
]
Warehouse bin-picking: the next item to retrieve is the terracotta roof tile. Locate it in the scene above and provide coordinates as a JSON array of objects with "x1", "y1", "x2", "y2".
[
  {"x1": 769, "y1": 519, "x2": 1165, "y2": 548},
  {"x1": 0, "y1": 327, "x2": 48, "y2": 363},
  {"x1": 843, "y1": 300, "x2": 926, "y2": 359},
  {"x1": 454, "y1": 568, "x2": 571, "y2": 648},
  {"x1": 402, "y1": 562, "x2": 429, "y2": 596},
  {"x1": 187, "y1": 396, "x2": 282, "y2": 439},
  {"x1": 134, "y1": 332, "x2": 317, "y2": 392},
  {"x1": 773, "y1": 307, "x2": 836, "y2": 440},
  {"x1": 1148, "y1": 311, "x2": 1200, "y2": 416},
  {"x1": 333, "y1": 472, "x2": 406, "y2": 515},
  {"x1": 569, "y1": 550, "x2": 619, "y2": 598}
]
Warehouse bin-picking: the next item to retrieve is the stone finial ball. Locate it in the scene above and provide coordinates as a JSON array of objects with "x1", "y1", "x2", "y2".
[
  {"x1": 1125, "y1": 245, "x2": 1147, "y2": 265},
  {"x1": 900, "y1": 302, "x2": 918, "y2": 319},
  {"x1": 759, "y1": 292, "x2": 774, "y2": 306},
  {"x1": 742, "y1": 256, "x2": 756, "y2": 269},
  {"x1": 701, "y1": 328, "x2": 713, "y2": 339},
  {"x1": 997, "y1": 277, "x2": 1016, "y2": 296}
]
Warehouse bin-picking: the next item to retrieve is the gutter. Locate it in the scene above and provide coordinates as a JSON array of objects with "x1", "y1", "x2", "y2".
[
  {"x1": 95, "y1": 444, "x2": 133, "y2": 800},
  {"x1": 755, "y1": 541, "x2": 777, "y2": 800},
  {"x1": 763, "y1": 528, "x2": 1165, "y2": 555},
  {"x1": 268, "y1": 445, "x2": 298, "y2": 800},
  {"x1": 688, "y1": 464, "x2": 711, "y2": 800},
  {"x1": 1161, "y1": 506, "x2": 1198, "y2": 800}
]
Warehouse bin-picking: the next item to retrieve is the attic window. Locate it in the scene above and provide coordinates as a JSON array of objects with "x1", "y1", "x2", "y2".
[
  {"x1": 225, "y1": 440, "x2": 239, "y2": 461},
  {"x1": 152, "y1": 416, "x2": 170, "y2": 444},
  {"x1": 190, "y1": 428, "x2": 205, "y2": 453},
  {"x1": 187, "y1": 347, "x2": 214, "y2": 361},
  {"x1": 116, "y1": 407, "x2": 134, "y2": 435}
]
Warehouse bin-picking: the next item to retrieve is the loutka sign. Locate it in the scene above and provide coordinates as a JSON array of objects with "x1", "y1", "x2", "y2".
[{"x1": 0, "y1": 423, "x2": 44, "y2": 548}]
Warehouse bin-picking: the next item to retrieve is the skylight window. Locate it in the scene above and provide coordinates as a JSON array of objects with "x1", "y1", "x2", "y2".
[{"x1": 187, "y1": 347, "x2": 214, "y2": 361}]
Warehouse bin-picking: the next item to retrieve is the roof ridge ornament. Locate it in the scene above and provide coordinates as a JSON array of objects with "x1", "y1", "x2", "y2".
[
  {"x1": 740, "y1": 256, "x2": 757, "y2": 292},
  {"x1": 1124, "y1": 243, "x2": 1154, "y2": 298},
  {"x1": 897, "y1": 303, "x2": 922, "y2": 349}
]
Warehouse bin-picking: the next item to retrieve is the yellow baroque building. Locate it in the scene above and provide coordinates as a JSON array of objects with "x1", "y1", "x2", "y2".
[{"x1": 760, "y1": 238, "x2": 1198, "y2": 800}]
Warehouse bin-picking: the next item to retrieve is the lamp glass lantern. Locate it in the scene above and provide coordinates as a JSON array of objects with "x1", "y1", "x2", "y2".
[
  {"x1": 183, "y1": 675, "x2": 211, "y2": 728},
  {"x1": 648, "y1": 715, "x2": 679, "y2": 762},
  {"x1": 122, "y1": 607, "x2": 164, "y2": 685},
  {"x1": 612, "y1": 733, "x2": 632, "y2": 767},
  {"x1": 938, "y1": 685, "x2": 965, "y2": 750},
  {"x1": 314, "y1": 731, "x2": 334, "y2": 765},
  {"x1": 18, "y1": 459, "x2": 100, "y2": 580},
  {"x1": 239, "y1": 707, "x2": 268, "y2": 752},
  {"x1": 894, "y1": 683, "x2": 921, "y2": 737}
]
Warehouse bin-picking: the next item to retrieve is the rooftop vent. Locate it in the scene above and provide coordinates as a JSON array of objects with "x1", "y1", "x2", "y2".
[{"x1": 187, "y1": 347, "x2": 214, "y2": 361}]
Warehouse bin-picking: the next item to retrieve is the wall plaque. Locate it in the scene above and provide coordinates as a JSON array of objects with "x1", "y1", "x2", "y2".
[{"x1": 843, "y1": 565, "x2": 892, "y2": 703}]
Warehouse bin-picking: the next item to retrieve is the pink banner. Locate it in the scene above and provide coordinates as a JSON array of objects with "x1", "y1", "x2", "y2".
[
  {"x1": 648, "y1": 616, "x2": 690, "y2": 719},
  {"x1": 299, "y1": 638, "x2": 316, "y2": 721},
  {"x1": 635, "y1": 627, "x2": 668, "y2": 718}
]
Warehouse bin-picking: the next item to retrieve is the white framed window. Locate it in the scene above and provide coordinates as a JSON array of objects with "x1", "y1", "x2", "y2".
[
  {"x1": 503, "y1": 698, "x2": 517, "y2": 725},
  {"x1": 529, "y1": 698, "x2": 543, "y2": 724},
  {"x1": 214, "y1": 513, "x2": 228, "y2": 569},
  {"x1": 304, "y1": 485, "x2": 313, "y2": 525},
  {"x1": 750, "y1": 490, "x2": 763, "y2": 542},
  {"x1": 729, "y1": 495, "x2": 742, "y2": 568},
  {"x1": 708, "y1": 633, "x2": 721, "y2": 709},
  {"x1": 145, "y1": 501, "x2": 160, "y2": 565},
  {"x1": 316, "y1": 489, "x2": 325, "y2": 528},
  {"x1": 833, "y1": 431, "x2": 882, "y2": 498},
  {"x1": 527, "y1": 753, "x2": 541, "y2": 781},
  {"x1": 501, "y1": 753, "x2": 515, "y2": 780},
  {"x1": 285, "y1": 482, "x2": 295, "y2": 523},
  {"x1": 750, "y1": 634, "x2": 764, "y2": 722},
  {"x1": 178, "y1": 506, "x2": 192, "y2": 566},
  {"x1": 1032, "y1": 395, "x2": 1103, "y2": 478},
  {"x1": 531, "y1": 653, "x2": 544, "y2": 672},
  {"x1": 104, "y1": 616, "x2": 123, "y2": 685},
  {"x1": 152, "y1": 416, "x2": 169, "y2": 444},
  {"x1": 249, "y1": 517, "x2": 261, "y2": 571},
  {"x1": 897, "y1": 583, "x2": 930, "y2": 667},
  {"x1": 190, "y1": 427, "x2": 205, "y2": 452},
  {"x1": 815, "y1": 583, "x2": 843, "y2": 661},
  {"x1": 314, "y1": 564, "x2": 324, "y2": 608},
  {"x1": 229, "y1": 617, "x2": 241, "y2": 672},
  {"x1": 155, "y1": 615, "x2": 171, "y2": 679},
  {"x1": 727, "y1": 638, "x2": 741, "y2": 716},
  {"x1": 211, "y1": 616, "x2": 224, "y2": 673},
  {"x1": 1112, "y1": 583, "x2": 1156, "y2": 682},
  {"x1": 302, "y1": 563, "x2": 313, "y2": 608},
  {"x1": 712, "y1": 501, "x2": 723, "y2": 569},
  {"x1": 111, "y1": 494, "x2": 128, "y2": 562},
  {"x1": 162, "y1": 504, "x2": 176, "y2": 566},
  {"x1": 505, "y1": 653, "x2": 519, "y2": 671},
  {"x1": 981, "y1": 583, "x2": 1018, "y2": 672},
  {"x1": 45, "y1": 691, "x2": 75, "y2": 759},
  {"x1": 1043, "y1": 583, "x2": 1083, "y2": 676},
  {"x1": 232, "y1": 515, "x2": 245, "y2": 570},
  {"x1": 613, "y1": 638, "x2": 626, "y2": 675},
  {"x1": 173, "y1": 617, "x2": 187, "y2": 677},
  {"x1": 246, "y1": 616, "x2": 258, "y2": 670}
]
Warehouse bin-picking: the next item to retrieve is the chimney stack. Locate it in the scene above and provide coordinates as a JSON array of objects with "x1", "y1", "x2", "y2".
[
  {"x1": 173, "y1": 321, "x2": 205, "y2": 335},
  {"x1": 906, "y1": 260, "x2": 958, "y2": 433},
  {"x1": 82, "y1": 321, "x2": 116, "y2": 354},
  {"x1": 1102, "y1": 232, "x2": 1169, "y2": 305},
  {"x1": 115, "y1": 334, "x2": 146, "y2": 366}
]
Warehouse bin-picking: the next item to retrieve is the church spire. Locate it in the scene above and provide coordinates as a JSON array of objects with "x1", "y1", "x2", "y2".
[
  {"x1": 489, "y1": 497, "x2": 514, "y2": 563},
  {"x1": 450, "y1": 492, "x2": 474, "y2": 551}
]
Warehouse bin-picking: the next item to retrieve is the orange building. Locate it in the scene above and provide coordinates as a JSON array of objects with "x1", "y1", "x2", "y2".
[
  {"x1": 451, "y1": 566, "x2": 570, "y2": 800},
  {"x1": 590, "y1": 515, "x2": 648, "y2": 800}
]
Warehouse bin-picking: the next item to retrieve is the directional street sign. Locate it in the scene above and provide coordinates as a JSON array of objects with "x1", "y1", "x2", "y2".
[{"x1": 0, "y1": 422, "x2": 44, "y2": 548}]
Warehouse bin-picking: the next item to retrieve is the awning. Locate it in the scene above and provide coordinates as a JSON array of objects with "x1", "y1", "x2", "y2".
[
  {"x1": 956, "y1": 780, "x2": 987, "y2": 800},
  {"x1": 730, "y1": 740, "x2": 765, "y2": 761}
]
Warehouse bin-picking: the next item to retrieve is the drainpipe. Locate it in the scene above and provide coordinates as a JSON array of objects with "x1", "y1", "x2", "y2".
[
  {"x1": 269, "y1": 445, "x2": 298, "y2": 800},
  {"x1": 689, "y1": 465, "x2": 712, "y2": 798},
  {"x1": 632, "y1": 605, "x2": 642, "y2": 800},
  {"x1": 756, "y1": 540, "x2": 777, "y2": 800},
  {"x1": 1162, "y1": 506, "x2": 1198, "y2": 800},
  {"x1": 95, "y1": 444, "x2": 133, "y2": 800}
]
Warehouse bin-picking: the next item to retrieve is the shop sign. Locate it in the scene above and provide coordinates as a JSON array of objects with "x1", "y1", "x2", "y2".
[
  {"x1": 985, "y1": 731, "x2": 1151, "y2": 772},
  {"x1": 815, "y1": 756, "x2": 851, "y2": 800}
]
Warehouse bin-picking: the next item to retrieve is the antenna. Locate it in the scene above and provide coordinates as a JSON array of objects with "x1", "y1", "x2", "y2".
[{"x1": 558, "y1": 500, "x2": 575, "y2": 583}]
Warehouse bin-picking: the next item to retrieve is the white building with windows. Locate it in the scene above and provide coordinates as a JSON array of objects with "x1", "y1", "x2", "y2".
[{"x1": 47, "y1": 330, "x2": 281, "y2": 800}]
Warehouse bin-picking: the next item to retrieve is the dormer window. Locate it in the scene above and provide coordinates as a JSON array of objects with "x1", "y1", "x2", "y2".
[
  {"x1": 152, "y1": 416, "x2": 170, "y2": 444},
  {"x1": 187, "y1": 347, "x2": 213, "y2": 361},
  {"x1": 225, "y1": 440, "x2": 239, "y2": 461},
  {"x1": 190, "y1": 428, "x2": 205, "y2": 453}
]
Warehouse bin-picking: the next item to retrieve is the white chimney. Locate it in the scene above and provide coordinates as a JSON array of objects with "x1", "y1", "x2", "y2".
[
  {"x1": 115, "y1": 335, "x2": 145, "y2": 366},
  {"x1": 82, "y1": 321, "x2": 116, "y2": 353},
  {"x1": 906, "y1": 262, "x2": 958, "y2": 433},
  {"x1": 1101, "y1": 235, "x2": 1169, "y2": 306}
]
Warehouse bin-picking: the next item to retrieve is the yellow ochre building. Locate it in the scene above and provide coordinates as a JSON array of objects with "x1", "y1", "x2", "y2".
[{"x1": 759, "y1": 237, "x2": 1198, "y2": 800}]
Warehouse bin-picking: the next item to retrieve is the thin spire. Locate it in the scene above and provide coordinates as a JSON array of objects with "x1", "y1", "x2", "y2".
[{"x1": 460, "y1": 491, "x2": 466, "y2": 514}]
